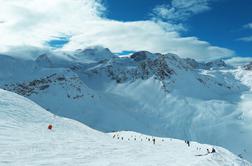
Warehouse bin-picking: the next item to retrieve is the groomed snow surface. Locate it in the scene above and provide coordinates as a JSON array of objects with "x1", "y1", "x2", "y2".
[{"x1": 0, "y1": 89, "x2": 250, "y2": 166}]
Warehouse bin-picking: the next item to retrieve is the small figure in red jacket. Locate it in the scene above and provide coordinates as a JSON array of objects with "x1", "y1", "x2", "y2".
[{"x1": 48, "y1": 124, "x2": 53, "y2": 130}]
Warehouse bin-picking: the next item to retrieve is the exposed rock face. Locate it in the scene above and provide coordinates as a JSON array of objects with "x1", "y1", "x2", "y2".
[
  {"x1": 243, "y1": 62, "x2": 252, "y2": 70},
  {"x1": 2, "y1": 73, "x2": 87, "y2": 100},
  {"x1": 130, "y1": 51, "x2": 157, "y2": 61},
  {"x1": 3, "y1": 74, "x2": 64, "y2": 96},
  {"x1": 205, "y1": 59, "x2": 227, "y2": 69}
]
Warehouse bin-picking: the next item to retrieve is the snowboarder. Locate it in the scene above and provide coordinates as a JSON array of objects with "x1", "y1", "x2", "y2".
[{"x1": 48, "y1": 124, "x2": 53, "y2": 130}]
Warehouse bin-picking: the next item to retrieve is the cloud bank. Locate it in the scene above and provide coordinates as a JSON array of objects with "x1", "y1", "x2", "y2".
[
  {"x1": 238, "y1": 36, "x2": 252, "y2": 42},
  {"x1": 152, "y1": 0, "x2": 213, "y2": 22},
  {"x1": 238, "y1": 23, "x2": 252, "y2": 42},
  {"x1": 0, "y1": 0, "x2": 235, "y2": 61},
  {"x1": 225, "y1": 57, "x2": 252, "y2": 66},
  {"x1": 244, "y1": 23, "x2": 252, "y2": 29}
]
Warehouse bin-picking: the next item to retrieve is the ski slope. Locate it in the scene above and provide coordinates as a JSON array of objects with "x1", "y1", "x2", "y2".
[
  {"x1": 0, "y1": 89, "x2": 251, "y2": 166},
  {"x1": 1, "y1": 49, "x2": 252, "y2": 161}
]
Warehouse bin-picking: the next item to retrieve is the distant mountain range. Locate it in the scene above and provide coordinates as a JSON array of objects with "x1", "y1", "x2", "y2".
[{"x1": 1, "y1": 46, "x2": 252, "y2": 161}]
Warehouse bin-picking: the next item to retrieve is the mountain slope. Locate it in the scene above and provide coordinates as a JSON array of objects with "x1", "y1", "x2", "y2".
[
  {"x1": 0, "y1": 89, "x2": 250, "y2": 166},
  {"x1": 0, "y1": 48, "x2": 252, "y2": 161}
]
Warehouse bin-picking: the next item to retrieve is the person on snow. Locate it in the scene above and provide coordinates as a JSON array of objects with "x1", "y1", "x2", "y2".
[
  {"x1": 48, "y1": 124, "x2": 53, "y2": 130},
  {"x1": 211, "y1": 148, "x2": 216, "y2": 153},
  {"x1": 186, "y1": 141, "x2": 190, "y2": 147},
  {"x1": 153, "y1": 138, "x2": 156, "y2": 145},
  {"x1": 207, "y1": 149, "x2": 210, "y2": 154}
]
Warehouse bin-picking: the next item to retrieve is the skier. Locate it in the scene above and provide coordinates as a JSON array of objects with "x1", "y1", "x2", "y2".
[
  {"x1": 186, "y1": 141, "x2": 190, "y2": 147},
  {"x1": 211, "y1": 148, "x2": 216, "y2": 153},
  {"x1": 153, "y1": 138, "x2": 156, "y2": 145},
  {"x1": 48, "y1": 124, "x2": 53, "y2": 130},
  {"x1": 207, "y1": 149, "x2": 210, "y2": 154}
]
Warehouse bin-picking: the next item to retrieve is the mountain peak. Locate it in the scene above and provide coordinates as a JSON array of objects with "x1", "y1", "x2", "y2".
[
  {"x1": 130, "y1": 51, "x2": 157, "y2": 61},
  {"x1": 35, "y1": 53, "x2": 53, "y2": 67},
  {"x1": 75, "y1": 46, "x2": 116, "y2": 62},
  {"x1": 205, "y1": 59, "x2": 227, "y2": 69}
]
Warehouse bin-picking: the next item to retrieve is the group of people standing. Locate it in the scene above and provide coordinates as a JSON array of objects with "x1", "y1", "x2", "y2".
[
  {"x1": 112, "y1": 133, "x2": 217, "y2": 156},
  {"x1": 112, "y1": 133, "x2": 157, "y2": 145},
  {"x1": 185, "y1": 140, "x2": 216, "y2": 155}
]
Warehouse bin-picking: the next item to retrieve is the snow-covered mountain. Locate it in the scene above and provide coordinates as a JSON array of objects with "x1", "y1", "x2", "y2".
[
  {"x1": 0, "y1": 89, "x2": 250, "y2": 165},
  {"x1": 243, "y1": 62, "x2": 252, "y2": 70},
  {"x1": 1, "y1": 47, "x2": 252, "y2": 161}
]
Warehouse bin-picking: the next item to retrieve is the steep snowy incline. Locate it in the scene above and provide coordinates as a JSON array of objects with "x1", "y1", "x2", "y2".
[
  {"x1": 1, "y1": 49, "x2": 252, "y2": 161},
  {"x1": 78, "y1": 52, "x2": 252, "y2": 160},
  {"x1": 0, "y1": 89, "x2": 250, "y2": 166},
  {"x1": 235, "y1": 68, "x2": 252, "y2": 120}
]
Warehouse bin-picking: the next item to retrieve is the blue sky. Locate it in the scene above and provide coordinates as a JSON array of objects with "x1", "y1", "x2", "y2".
[
  {"x1": 105, "y1": 0, "x2": 252, "y2": 57},
  {"x1": 0, "y1": 0, "x2": 251, "y2": 62},
  {"x1": 46, "y1": 36, "x2": 70, "y2": 48}
]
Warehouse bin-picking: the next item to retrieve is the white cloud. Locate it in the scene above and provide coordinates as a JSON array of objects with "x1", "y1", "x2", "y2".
[
  {"x1": 244, "y1": 23, "x2": 252, "y2": 29},
  {"x1": 152, "y1": 0, "x2": 213, "y2": 22},
  {"x1": 62, "y1": 20, "x2": 234, "y2": 61},
  {"x1": 225, "y1": 57, "x2": 252, "y2": 67},
  {"x1": 0, "y1": 0, "x2": 104, "y2": 50},
  {"x1": 238, "y1": 23, "x2": 252, "y2": 42},
  {"x1": 0, "y1": 0, "x2": 234, "y2": 61},
  {"x1": 238, "y1": 36, "x2": 252, "y2": 42}
]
